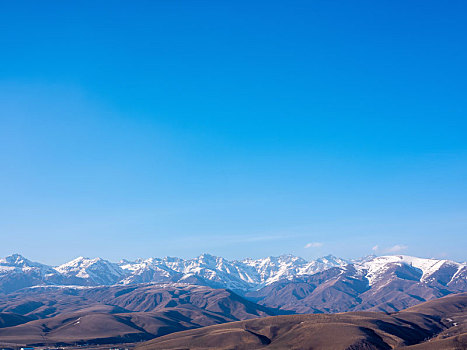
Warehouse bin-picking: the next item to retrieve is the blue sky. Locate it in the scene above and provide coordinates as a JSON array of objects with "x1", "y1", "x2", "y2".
[{"x1": 1, "y1": 1, "x2": 466, "y2": 264}]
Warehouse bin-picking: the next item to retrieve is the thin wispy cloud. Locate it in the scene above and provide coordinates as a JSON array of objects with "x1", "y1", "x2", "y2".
[
  {"x1": 385, "y1": 244, "x2": 408, "y2": 253},
  {"x1": 304, "y1": 242, "x2": 323, "y2": 249},
  {"x1": 371, "y1": 244, "x2": 409, "y2": 254},
  {"x1": 371, "y1": 244, "x2": 408, "y2": 254}
]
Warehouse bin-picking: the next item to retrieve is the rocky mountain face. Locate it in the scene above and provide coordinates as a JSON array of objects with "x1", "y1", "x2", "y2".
[{"x1": 0, "y1": 253, "x2": 465, "y2": 314}]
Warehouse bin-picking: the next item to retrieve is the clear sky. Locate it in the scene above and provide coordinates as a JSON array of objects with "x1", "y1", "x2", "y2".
[{"x1": 1, "y1": 1, "x2": 466, "y2": 265}]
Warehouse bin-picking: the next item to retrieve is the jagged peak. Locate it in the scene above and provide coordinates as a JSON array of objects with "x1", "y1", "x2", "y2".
[
  {"x1": 2, "y1": 253, "x2": 29, "y2": 263},
  {"x1": 0, "y1": 253, "x2": 46, "y2": 268},
  {"x1": 197, "y1": 253, "x2": 221, "y2": 261},
  {"x1": 56, "y1": 256, "x2": 114, "y2": 271},
  {"x1": 1, "y1": 253, "x2": 464, "y2": 295},
  {"x1": 316, "y1": 254, "x2": 348, "y2": 263}
]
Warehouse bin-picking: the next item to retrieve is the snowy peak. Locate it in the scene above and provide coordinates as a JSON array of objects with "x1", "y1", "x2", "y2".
[
  {"x1": 197, "y1": 253, "x2": 219, "y2": 264},
  {"x1": 0, "y1": 254, "x2": 59, "y2": 293},
  {"x1": 1, "y1": 253, "x2": 31, "y2": 267},
  {"x1": 55, "y1": 256, "x2": 125, "y2": 285},
  {"x1": 356, "y1": 255, "x2": 466, "y2": 287},
  {"x1": 0, "y1": 253, "x2": 47, "y2": 269},
  {"x1": 240, "y1": 254, "x2": 346, "y2": 286},
  {"x1": 0, "y1": 253, "x2": 465, "y2": 295},
  {"x1": 118, "y1": 257, "x2": 179, "y2": 285},
  {"x1": 170, "y1": 254, "x2": 257, "y2": 290},
  {"x1": 298, "y1": 258, "x2": 348, "y2": 277},
  {"x1": 315, "y1": 254, "x2": 347, "y2": 265},
  {"x1": 0, "y1": 253, "x2": 56, "y2": 276}
]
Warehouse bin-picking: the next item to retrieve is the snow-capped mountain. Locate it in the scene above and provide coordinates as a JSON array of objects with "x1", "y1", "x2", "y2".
[
  {"x1": 119, "y1": 257, "x2": 180, "y2": 285},
  {"x1": 0, "y1": 253, "x2": 465, "y2": 305},
  {"x1": 0, "y1": 253, "x2": 348, "y2": 293},
  {"x1": 118, "y1": 254, "x2": 314, "y2": 290},
  {"x1": 0, "y1": 253, "x2": 54, "y2": 275},
  {"x1": 248, "y1": 255, "x2": 467, "y2": 313},
  {"x1": 55, "y1": 257, "x2": 126, "y2": 285},
  {"x1": 241, "y1": 254, "x2": 348, "y2": 285},
  {"x1": 298, "y1": 255, "x2": 349, "y2": 277},
  {"x1": 355, "y1": 255, "x2": 466, "y2": 287},
  {"x1": 0, "y1": 253, "x2": 60, "y2": 293}
]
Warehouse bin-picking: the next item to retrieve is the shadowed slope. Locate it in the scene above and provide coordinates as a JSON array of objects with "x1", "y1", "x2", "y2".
[
  {"x1": 137, "y1": 293, "x2": 467, "y2": 350},
  {"x1": 0, "y1": 284, "x2": 286, "y2": 346}
]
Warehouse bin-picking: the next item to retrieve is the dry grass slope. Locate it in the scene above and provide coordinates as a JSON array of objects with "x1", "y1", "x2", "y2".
[
  {"x1": 137, "y1": 293, "x2": 467, "y2": 350},
  {"x1": 0, "y1": 284, "x2": 285, "y2": 346}
]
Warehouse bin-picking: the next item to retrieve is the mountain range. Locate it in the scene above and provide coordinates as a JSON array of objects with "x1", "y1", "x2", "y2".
[
  {"x1": 0, "y1": 253, "x2": 350, "y2": 293},
  {"x1": 0, "y1": 253, "x2": 466, "y2": 347},
  {"x1": 247, "y1": 254, "x2": 467, "y2": 314},
  {"x1": 1, "y1": 253, "x2": 465, "y2": 315},
  {"x1": 1, "y1": 253, "x2": 464, "y2": 286},
  {"x1": 3, "y1": 253, "x2": 464, "y2": 289}
]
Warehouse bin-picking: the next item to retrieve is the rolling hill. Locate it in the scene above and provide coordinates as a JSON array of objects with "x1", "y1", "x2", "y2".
[
  {"x1": 137, "y1": 292, "x2": 467, "y2": 350},
  {"x1": 0, "y1": 284, "x2": 286, "y2": 346}
]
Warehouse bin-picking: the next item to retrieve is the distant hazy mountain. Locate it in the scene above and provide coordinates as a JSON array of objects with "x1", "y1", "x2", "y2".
[{"x1": 0, "y1": 253, "x2": 465, "y2": 313}]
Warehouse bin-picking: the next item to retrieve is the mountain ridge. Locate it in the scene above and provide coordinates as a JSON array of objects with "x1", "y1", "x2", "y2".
[
  {"x1": 0, "y1": 253, "x2": 466, "y2": 347},
  {"x1": 0, "y1": 253, "x2": 465, "y2": 294}
]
